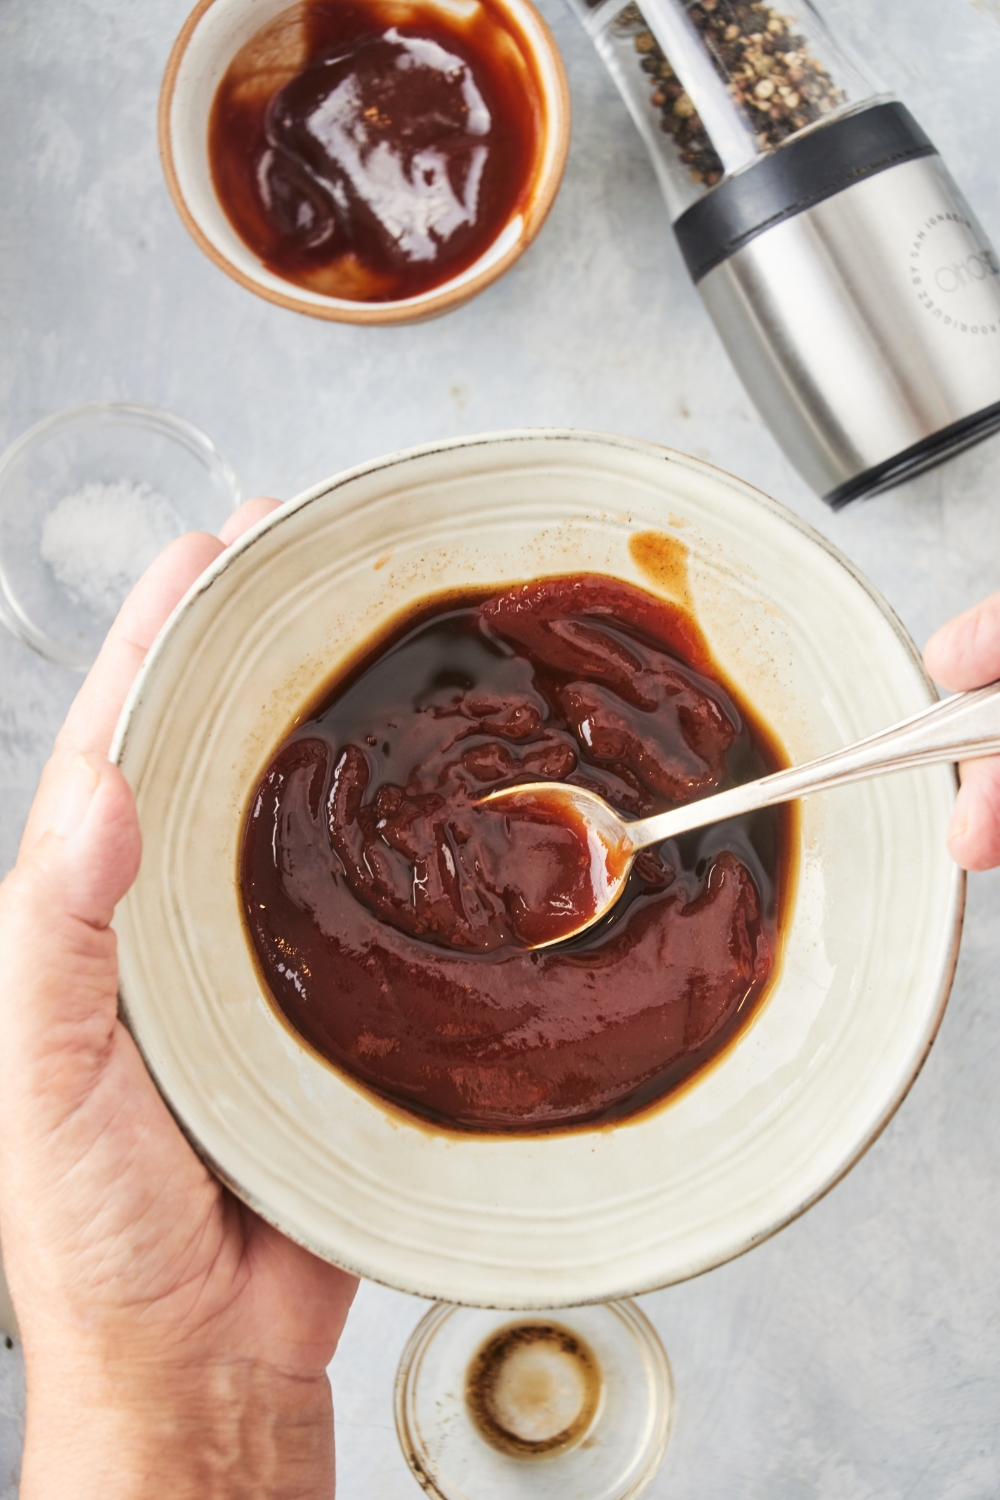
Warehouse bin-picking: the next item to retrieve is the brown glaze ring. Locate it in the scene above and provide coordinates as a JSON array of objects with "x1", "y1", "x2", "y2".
[{"x1": 158, "y1": 0, "x2": 571, "y2": 325}]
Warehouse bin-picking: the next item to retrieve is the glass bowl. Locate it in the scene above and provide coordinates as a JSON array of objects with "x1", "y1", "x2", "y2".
[
  {"x1": 394, "y1": 1299, "x2": 673, "y2": 1500},
  {"x1": 0, "y1": 401, "x2": 241, "y2": 671}
]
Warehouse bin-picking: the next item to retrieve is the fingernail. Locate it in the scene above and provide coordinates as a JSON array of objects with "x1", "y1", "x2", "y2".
[{"x1": 51, "y1": 754, "x2": 102, "y2": 837}]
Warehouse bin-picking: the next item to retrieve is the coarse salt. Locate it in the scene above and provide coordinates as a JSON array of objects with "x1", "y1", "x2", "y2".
[{"x1": 40, "y1": 479, "x2": 184, "y2": 618}]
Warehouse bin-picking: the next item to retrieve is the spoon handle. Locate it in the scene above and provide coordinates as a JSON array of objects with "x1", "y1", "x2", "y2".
[{"x1": 627, "y1": 680, "x2": 1000, "y2": 850}]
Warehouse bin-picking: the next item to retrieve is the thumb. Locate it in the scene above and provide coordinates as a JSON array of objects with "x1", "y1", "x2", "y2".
[
  {"x1": 0, "y1": 754, "x2": 140, "y2": 1094},
  {"x1": 25, "y1": 751, "x2": 141, "y2": 927}
]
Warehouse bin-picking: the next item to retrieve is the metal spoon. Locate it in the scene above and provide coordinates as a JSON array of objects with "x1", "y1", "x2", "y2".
[{"x1": 481, "y1": 681, "x2": 1000, "y2": 948}]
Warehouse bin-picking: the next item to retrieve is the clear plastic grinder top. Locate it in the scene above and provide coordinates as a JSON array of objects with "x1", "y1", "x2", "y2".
[{"x1": 571, "y1": 0, "x2": 1000, "y2": 506}]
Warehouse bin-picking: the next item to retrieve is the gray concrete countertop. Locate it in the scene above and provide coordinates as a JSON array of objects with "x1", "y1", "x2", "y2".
[{"x1": 3, "y1": 0, "x2": 1000, "y2": 1494}]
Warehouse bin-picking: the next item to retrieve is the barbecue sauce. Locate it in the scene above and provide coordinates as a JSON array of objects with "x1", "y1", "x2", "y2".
[
  {"x1": 240, "y1": 575, "x2": 795, "y2": 1132},
  {"x1": 208, "y1": 0, "x2": 543, "y2": 302}
]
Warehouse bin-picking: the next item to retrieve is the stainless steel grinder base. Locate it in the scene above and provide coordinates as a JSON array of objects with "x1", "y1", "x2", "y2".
[{"x1": 674, "y1": 103, "x2": 1000, "y2": 506}]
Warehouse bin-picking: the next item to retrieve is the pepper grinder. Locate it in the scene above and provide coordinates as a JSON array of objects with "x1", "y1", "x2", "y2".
[{"x1": 570, "y1": 0, "x2": 1000, "y2": 506}]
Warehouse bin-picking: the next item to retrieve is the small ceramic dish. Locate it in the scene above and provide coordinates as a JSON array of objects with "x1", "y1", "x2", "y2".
[
  {"x1": 111, "y1": 430, "x2": 963, "y2": 1308},
  {"x1": 0, "y1": 402, "x2": 240, "y2": 672},
  {"x1": 159, "y1": 0, "x2": 570, "y2": 325}
]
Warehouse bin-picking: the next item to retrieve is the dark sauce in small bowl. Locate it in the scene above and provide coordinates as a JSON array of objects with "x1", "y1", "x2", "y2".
[
  {"x1": 240, "y1": 575, "x2": 797, "y2": 1133},
  {"x1": 465, "y1": 1321, "x2": 602, "y2": 1455},
  {"x1": 208, "y1": 0, "x2": 544, "y2": 302}
]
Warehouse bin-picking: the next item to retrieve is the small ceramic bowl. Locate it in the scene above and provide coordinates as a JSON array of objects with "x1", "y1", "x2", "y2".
[
  {"x1": 158, "y1": 0, "x2": 570, "y2": 325},
  {"x1": 111, "y1": 430, "x2": 963, "y2": 1308}
]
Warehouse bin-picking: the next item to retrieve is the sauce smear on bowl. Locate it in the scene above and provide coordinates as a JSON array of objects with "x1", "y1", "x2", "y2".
[
  {"x1": 240, "y1": 575, "x2": 795, "y2": 1131},
  {"x1": 208, "y1": 0, "x2": 543, "y2": 302}
]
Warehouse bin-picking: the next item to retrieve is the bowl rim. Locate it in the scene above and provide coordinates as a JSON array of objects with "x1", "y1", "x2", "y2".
[
  {"x1": 157, "y1": 0, "x2": 572, "y2": 326},
  {"x1": 0, "y1": 400, "x2": 242, "y2": 672},
  {"x1": 111, "y1": 427, "x2": 966, "y2": 1305}
]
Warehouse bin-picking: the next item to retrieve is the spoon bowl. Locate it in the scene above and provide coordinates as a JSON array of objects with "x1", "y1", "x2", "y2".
[{"x1": 479, "y1": 783, "x2": 635, "y2": 946}]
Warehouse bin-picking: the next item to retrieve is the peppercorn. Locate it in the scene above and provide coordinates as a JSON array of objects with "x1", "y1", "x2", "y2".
[{"x1": 610, "y1": 0, "x2": 845, "y2": 189}]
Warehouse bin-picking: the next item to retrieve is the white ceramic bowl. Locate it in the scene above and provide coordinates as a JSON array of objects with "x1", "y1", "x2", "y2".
[
  {"x1": 111, "y1": 430, "x2": 963, "y2": 1308},
  {"x1": 159, "y1": 0, "x2": 570, "y2": 325}
]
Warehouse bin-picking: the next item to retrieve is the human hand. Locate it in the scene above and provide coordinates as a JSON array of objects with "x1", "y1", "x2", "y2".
[
  {"x1": 0, "y1": 500, "x2": 358, "y2": 1500},
  {"x1": 924, "y1": 589, "x2": 1000, "y2": 871}
]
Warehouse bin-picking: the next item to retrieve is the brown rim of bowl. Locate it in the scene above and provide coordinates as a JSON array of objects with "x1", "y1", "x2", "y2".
[{"x1": 157, "y1": 0, "x2": 571, "y2": 326}]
